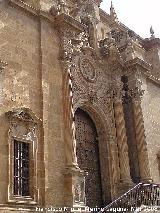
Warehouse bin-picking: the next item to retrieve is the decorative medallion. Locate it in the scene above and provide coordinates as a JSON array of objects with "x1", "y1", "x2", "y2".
[{"x1": 79, "y1": 59, "x2": 96, "y2": 82}]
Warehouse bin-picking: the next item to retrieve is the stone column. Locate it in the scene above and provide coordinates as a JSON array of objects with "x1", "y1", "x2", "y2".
[
  {"x1": 127, "y1": 69, "x2": 152, "y2": 183},
  {"x1": 113, "y1": 97, "x2": 133, "y2": 186},
  {"x1": 62, "y1": 61, "x2": 78, "y2": 168},
  {"x1": 132, "y1": 98, "x2": 152, "y2": 182}
]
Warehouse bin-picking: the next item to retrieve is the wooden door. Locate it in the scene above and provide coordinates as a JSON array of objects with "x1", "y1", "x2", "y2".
[{"x1": 75, "y1": 108, "x2": 103, "y2": 207}]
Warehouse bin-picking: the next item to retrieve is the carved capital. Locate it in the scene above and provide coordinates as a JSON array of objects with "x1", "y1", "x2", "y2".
[
  {"x1": 128, "y1": 87, "x2": 145, "y2": 102},
  {"x1": 107, "y1": 76, "x2": 125, "y2": 101}
]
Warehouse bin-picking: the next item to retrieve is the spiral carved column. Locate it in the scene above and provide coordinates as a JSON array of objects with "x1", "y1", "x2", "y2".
[
  {"x1": 132, "y1": 99, "x2": 152, "y2": 182},
  {"x1": 62, "y1": 61, "x2": 78, "y2": 168},
  {"x1": 113, "y1": 98, "x2": 133, "y2": 185}
]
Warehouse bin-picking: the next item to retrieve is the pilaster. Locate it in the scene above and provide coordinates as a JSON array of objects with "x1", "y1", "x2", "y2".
[{"x1": 54, "y1": 7, "x2": 86, "y2": 208}]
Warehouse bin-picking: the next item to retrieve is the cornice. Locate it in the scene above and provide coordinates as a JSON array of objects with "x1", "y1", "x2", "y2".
[
  {"x1": 125, "y1": 57, "x2": 160, "y2": 86},
  {"x1": 146, "y1": 73, "x2": 160, "y2": 87},
  {"x1": 142, "y1": 38, "x2": 160, "y2": 51},
  {"x1": 8, "y1": 0, "x2": 55, "y2": 23},
  {"x1": 125, "y1": 57, "x2": 152, "y2": 71},
  {"x1": 8, "y1": 0, "x2": 38, "y2": 16},
  {"x1": 54, "y1": 13, "x2": 85, "y2": 33}
]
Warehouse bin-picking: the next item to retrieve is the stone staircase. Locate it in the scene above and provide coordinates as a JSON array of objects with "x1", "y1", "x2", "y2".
[{"x1": 99, "y1": 183, "x2": 160, "y2": 213}]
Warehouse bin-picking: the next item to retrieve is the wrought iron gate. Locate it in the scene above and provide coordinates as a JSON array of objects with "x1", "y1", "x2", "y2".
[{"x1": 75, "y1": 108, "x2": 103, "y2": 207}]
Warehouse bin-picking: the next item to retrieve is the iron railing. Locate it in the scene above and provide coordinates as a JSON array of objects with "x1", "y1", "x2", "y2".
[{"x1": 100, "y1": 183, "x2": 160, "y2": 212}]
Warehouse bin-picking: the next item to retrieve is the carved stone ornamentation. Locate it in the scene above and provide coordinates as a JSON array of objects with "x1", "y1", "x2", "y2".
[
  {"x1": 73, "y1": 175, "x2": 85, "y2": 205},
  {"x1": 7, "y1": 108, "x2": 39, "y2": 142},
  {"x1": 0, "y1": 60, "x2": 7, "y2": 72}
]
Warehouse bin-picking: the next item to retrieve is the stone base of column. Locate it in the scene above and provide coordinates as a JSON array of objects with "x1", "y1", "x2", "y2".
[
  {"x1": 140, "y1": 177, "x2": 153, "y2": 183},
  {"x1": 64, "y1": 165, "x2": 86, "y2": 208}
]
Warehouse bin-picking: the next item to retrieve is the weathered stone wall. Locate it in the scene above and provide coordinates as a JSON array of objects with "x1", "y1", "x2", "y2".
[
  {"x1": 0, "y1": 1, "x2": 42, "y2": 208},
  {"x1": 0, "y1": 0, "x2": 65, "y2": 211},
  {"x1": 142, "y1": 78, "x2": 160, "y2": 183},
  {"x1": 0, "y1": 2, "x2": 41, "y2": 115},
  {"x1": 40, "y1": 18, "x2": 66, "y2": 206}
]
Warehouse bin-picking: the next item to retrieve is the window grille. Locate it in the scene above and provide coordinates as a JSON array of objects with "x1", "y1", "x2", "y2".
[{"x1": 14, "y1": 140, "x2": 30, "y2": 196}]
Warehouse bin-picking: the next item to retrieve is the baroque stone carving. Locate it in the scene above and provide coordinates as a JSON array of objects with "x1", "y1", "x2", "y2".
[
  {"x1": 7, "y1": 108, "x2": 39, "y2": 141},
  {"x1": 0, "y1": 60, "x2": 7, "y2": 72}
]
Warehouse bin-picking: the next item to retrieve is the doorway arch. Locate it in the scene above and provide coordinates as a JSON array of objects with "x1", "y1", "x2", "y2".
[{"x1": 74, "y1": 108, "x2": 103, "y2": 207}]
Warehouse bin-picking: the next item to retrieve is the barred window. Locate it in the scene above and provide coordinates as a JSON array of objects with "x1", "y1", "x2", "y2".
[
  {"x1": 14, "y1": 140, "x2": 30, "y2": 197},
  {"x1": 7, "y1": 108, "x2": 40, "y2": 204}
]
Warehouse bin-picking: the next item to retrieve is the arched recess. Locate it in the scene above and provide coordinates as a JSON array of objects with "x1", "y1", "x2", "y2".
[{"x1": 74, "y1": 101, "x2": 112, "y2": 206}]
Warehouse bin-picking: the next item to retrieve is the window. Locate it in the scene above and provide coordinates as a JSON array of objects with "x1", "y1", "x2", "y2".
[
  {"x1": 7, "y1": 108, "x2": 40, "y2": 204},
  {"x1": 14, "y1": 140, "x2": 30, "y2": 197}
]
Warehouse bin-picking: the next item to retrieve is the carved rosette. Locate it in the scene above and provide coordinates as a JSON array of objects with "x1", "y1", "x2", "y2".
[
  {"x1": 70, "y1": 51, "x2": 103, "y2": 98},
  {"x1": 79, "y1": 58, "x2": 96, "y2": 82}
]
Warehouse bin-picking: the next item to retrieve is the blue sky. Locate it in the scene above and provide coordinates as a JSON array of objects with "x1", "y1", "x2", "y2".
[{"x1": 100, "y1": 0, "x2": 160, "y2": 39}]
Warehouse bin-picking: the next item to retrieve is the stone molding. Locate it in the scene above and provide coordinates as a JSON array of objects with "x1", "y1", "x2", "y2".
[
  {"x1": 125, "y1": 57, "x2": 152, "y2": 72},
  {"x1": 8, "y1": 0, "x2": 55, "y2": 23}
]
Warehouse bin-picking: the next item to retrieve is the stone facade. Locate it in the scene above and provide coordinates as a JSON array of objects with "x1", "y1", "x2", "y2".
[{"x1": 0, "y1": 0, "x2": 159, "y2": 212}]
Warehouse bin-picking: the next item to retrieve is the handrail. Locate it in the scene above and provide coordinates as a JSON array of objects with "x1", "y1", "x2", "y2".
[
  {"x1": 99, "y1": 183, "x2": 160, "y2": 213},
  {"x1": 102, "y1": 183, "x2": 142, "y2": 211}
]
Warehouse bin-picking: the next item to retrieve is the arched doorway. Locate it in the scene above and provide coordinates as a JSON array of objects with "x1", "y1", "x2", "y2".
[{"x1": 75, "y1": 108, "x2": 103, "y2": 207}]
